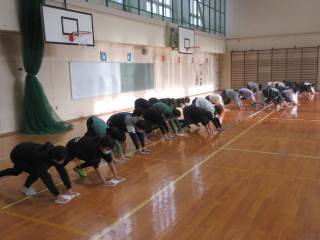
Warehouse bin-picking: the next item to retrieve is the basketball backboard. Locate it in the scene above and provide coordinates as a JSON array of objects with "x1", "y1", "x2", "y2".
[
  {"x1": 178, "y1": 27, "x2": 195, "y2": 54},
  {"x1": 41, "y1": 4, "x2": 94, "y2": 46}
]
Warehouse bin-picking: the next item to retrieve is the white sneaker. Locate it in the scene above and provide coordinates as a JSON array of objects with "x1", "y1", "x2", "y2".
[
  {"x1": 176, "y1": 133, "x2": 185, "y2": 136},
  {"x1": 22, "y1": 186, "x2": 37, "y2": 196},
  {"x1": 114, "y1": 158, "x2": 129, "y2": 164}
]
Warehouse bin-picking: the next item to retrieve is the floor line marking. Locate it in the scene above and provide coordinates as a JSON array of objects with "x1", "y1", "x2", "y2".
[
  {"x1": 89, "y1": 111, "x2": 275, "y2": 240},
  {"x1": 267, "y1": 118, "x2": 320, "y2": 122},
  {"x1": 224, "y1": 147, "x2": 320, "y2": 159},
  {"x1": 248, "y1": 104, "x2": 273, "y2": 118},
  {"x1": 3, "y1": 210, "x2": 88, "y2": 236}
]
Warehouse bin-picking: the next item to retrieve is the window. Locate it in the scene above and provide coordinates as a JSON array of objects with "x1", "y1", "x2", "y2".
[
  {"x1": 190, "y1": 0, "x2": 203, "y2": 27},
  {"x1": 146, "y1": 0, "x2": 172, "y2": 18},
  {"x1": 109, "y1": 0, "x2": 123, "y2": 3},
  {"x1": 94, "y1": 0, "x2": 226, "y2": 36}
]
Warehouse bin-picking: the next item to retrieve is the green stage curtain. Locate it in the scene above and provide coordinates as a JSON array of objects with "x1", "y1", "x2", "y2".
[{"x1": 20, "y1": 0, "x2": 72, "y2": 134}]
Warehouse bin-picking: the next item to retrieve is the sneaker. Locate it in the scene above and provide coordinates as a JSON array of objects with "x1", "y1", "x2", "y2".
[
  {"x1": 109, "y1": 177, "x2": 126, "y2": 185},
  {"x1": 21, "y1": 186, "x2": 37, "y2": 196},
  {"x1": 55, "y1": 195, "x2": 74, "y2": 204},
  {"x1": 73, "y1": 167, "x2": 87, "y2": 177},
  {"x1": 139, "y1": 149, "x2": 150, "y2": 155},
  {"x1": 114, "y1": 158, "x2": 129, "y2": 164},
  {"x1": 165, "y1": 135, "x2": 175, "y2": 140}
]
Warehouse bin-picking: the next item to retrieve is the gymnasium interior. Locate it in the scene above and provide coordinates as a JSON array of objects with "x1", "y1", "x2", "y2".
[{"x1": 0, "y1": 0, "x2": 319, "y2": 239}]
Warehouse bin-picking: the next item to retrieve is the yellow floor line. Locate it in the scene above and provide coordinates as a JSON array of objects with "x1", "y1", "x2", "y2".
[
  {"x1": 224, "y1": 147, "x2": 320, "y2": 159},
  {"x1": 89, "y1": 111, "x2": 275, "y2": 240},
  {"x1": 3, "y1": 210, "x2": 88, "y2": 236},
  {"x1": 267, "y1": 118, "x2": 320, "y2": 122}
]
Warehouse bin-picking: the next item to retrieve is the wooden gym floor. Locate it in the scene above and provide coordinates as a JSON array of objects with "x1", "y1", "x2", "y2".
[{"x1": 0, "y1": 96, "x2": 320, "y2": 240}]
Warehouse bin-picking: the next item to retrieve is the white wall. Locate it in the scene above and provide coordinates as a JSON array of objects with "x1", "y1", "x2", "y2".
[
  {"x1": 0, "y1": 0, "x2": 225, "y2": 134},
  {"x1": 0, "y1": 0, "x2": 19, "y2": 32},
  {"x1": 223, "y1": 0, "x2": 320, "y2": 88},
  {"x1": 226, "y1": 0, "x2": 320, "y2": 39}
]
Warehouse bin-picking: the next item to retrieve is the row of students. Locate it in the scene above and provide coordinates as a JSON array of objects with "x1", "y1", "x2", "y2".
[
  {"x1": 3, "y1": 83, "x2": 314, "y2": 204},
  {"x1": 221, "y1": 80, "x2": 316, "y2": 110},
  {"x1": 0, "y1": 135, "x2": 126, "y2": 204},
  {"x1": 0, "y1": 95, "x2": 226, "y2": 204}
]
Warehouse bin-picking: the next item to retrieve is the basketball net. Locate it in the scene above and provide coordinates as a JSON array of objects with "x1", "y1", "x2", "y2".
[
  {"x1": 185, "y1": 46, "x2": 200, "y2": 52},
  {"x1": 68, "y1": 31, "x2": 92, "y2": 43}
]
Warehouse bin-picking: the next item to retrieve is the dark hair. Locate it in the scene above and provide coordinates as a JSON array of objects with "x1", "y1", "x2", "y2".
[
  {"x1": 175, "y1": 98, "x2": 183, "y2": 107},
  {"x1": 149, "y1": 97, "x2": 159, "y2": 105},
  {"x1": 170, "y1": 98, "x2": 177, "y2": 107},
  {"x1": 136, "y1": 119, "x2": 148, "y2": 131},
  {"x1": 172, "y1": 108, "x2": 181, "y2": 117},
  {"x1": 223, "y1": 97, "x2": 231, "y2": 105},
  {"x1": 106, "y1": 127, "x2": 126, "y2": 142},
  {"x1": 258, "y1": 84, "x2": 262, "y2": 91},
  {"x1": 133, "y1": 108, "x2": 144, "y2": 117},
  {"x1": 100, "y1": 136, "x2": 114, "y2": 149},
  {"x1": 185, "y1": 97, "x2": 190, "y2": 103},
  {"x1": 292, "y1": 87, "x2": 299, "y2": 94},
  {"x1": 134, "y1": 98, "x2": 151, "y2": 110},
  {"x1": 49, "y1": 146, "x2": 67, "y2": 161},
  {"x1": 86, "y1": 116, "x2": 94, "y2": 128},
  {"x1": 214, "y1": 104, "x2": 224, "y2": 116}
]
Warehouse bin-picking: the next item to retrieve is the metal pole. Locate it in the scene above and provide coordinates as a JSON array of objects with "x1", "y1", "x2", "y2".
[
  {"x1": 171, "y1": 0, "x2": 174, "y2": 22},
  {"x1": 209, "y1": 0, "x2": 211, "y2": 33},
  {"x1": 151, "y1": 0, "x2": 153, "y2": 18},
  {"x1": 214, "y1": 0, "x2": 216, "y2": 34},
  {"x1": 219, "y1": 0, "x2": 222, "y2": 34}
]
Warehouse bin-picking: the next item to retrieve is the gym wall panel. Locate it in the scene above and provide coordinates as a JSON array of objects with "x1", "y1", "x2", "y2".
[{"x1": 231, "y1": 47, "x2": 319, "y2": 89}]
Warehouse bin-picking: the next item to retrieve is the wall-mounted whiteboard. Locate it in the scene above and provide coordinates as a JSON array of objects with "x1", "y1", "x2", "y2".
[{"x1": 69, "y1": 62, "x2": 154, "y2": 99}]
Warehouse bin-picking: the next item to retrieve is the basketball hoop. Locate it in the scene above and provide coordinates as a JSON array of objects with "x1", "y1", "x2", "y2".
[
  {"x1": 68, "y1": 31, "x2": 92, "y2": 43},
  {"x1": 185, "y1": 46, "x2": 200, "y2": 51}
]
